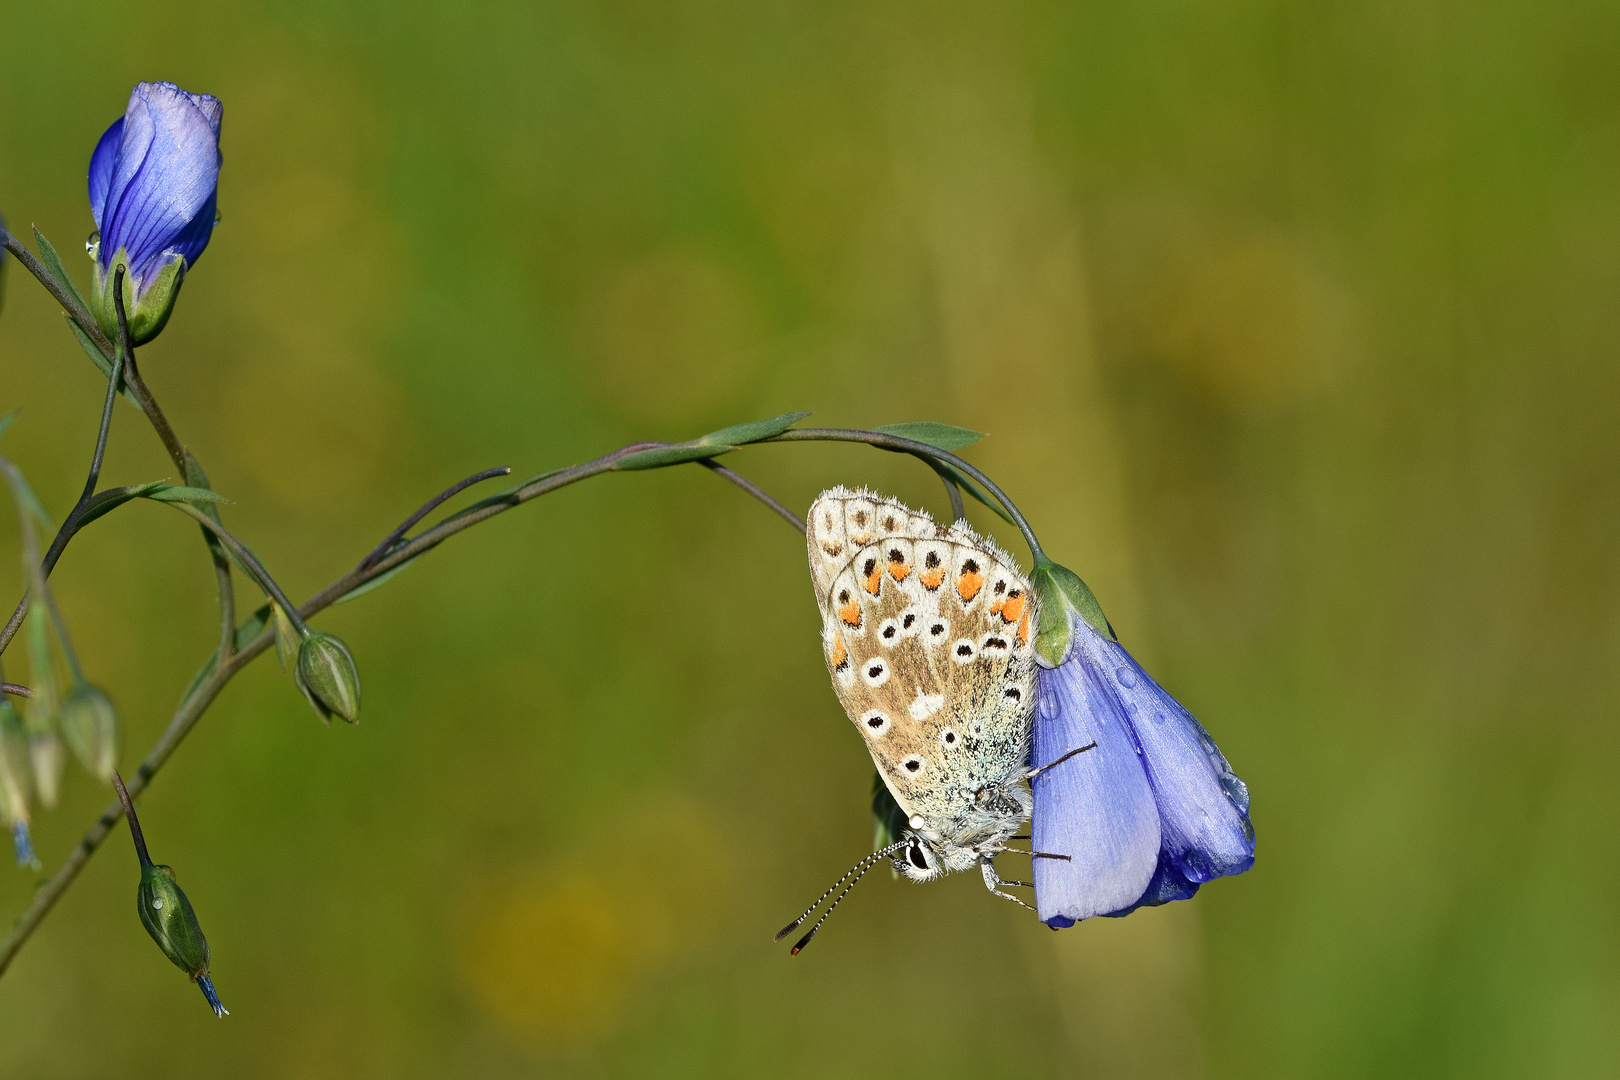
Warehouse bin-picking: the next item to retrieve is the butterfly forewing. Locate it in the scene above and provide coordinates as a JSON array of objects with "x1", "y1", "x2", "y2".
[{"x1": 808, "y1": 488, "x2": 1039, "y2": 826}]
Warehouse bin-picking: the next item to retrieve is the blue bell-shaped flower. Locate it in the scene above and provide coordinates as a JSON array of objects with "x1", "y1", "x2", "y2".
[{"x1": 1029, "y1": 558, "x2": 1255, "y2": 925}]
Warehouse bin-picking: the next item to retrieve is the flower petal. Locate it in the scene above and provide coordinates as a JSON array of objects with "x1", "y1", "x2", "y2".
[
  {"x1": 1095, "y1": 634, "x2": 1255, "y2": 885},
  {"x1": 99, "y1": 82, "x2": 221, "y2": 288},
  {"x1": 88, "y1": 117, "x2": 124, "y2": 230},
  {"x1": 1031, "y1": 643, "x2": 1161, "y2": 927}
]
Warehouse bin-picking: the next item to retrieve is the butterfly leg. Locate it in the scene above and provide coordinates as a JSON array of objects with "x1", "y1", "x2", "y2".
[{"x1": 980, "y1": 859, "x2": 1036, "y2": 911}]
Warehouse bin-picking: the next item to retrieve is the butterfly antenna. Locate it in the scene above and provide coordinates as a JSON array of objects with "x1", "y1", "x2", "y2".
[
  {"x1": 1026, "y1": 741, "x2": 1098, "y2": 780},
  {"x1": 789, "y1": 848, "x2": 895, "y2": 956},
  {"x1": 775, "y1": 841, "x2": 906, "y2": 946}
]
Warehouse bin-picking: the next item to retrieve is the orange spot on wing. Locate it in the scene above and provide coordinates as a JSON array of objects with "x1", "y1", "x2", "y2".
[
  {"x1": 840, "y1": 602, "x2": 862, "y2": 628},
  {"x1": 1017, "y1": 609, "x2": 1032, "y2": 644},
  {"x1": 920, "y1": 568, "x2": 947, "y2": 590},
  {"x1": 831, "y1": 637, "x2": 848, "y2": 668},
  {"x1": 863, "y1": 567, "x2": 883, "y2": 595},
  {"x1": 1000, "y1": 593, "x2": 1027, "y2": 624},
  {"x1": 957, "y1": 570, "x2": 984, "y2": 603},
  {"x1": 888, "y1": 559, "x2": 911, "y2": 582}
]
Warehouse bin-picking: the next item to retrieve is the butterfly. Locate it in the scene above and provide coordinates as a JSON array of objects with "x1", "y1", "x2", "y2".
[{"x1": 776, "y1": 488, "x2": 1090, "y2": 953}]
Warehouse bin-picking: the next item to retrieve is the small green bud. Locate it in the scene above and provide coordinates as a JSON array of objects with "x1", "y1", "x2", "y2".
[
  {"x1": 1030, "y1": 556, "x2": 1117, "y2": 668},
  {"x1": 137, "y1": 862, "x2": 226, "y2": 1016},
  {"x1": 88, "y1": 245, "x2": 186, "y2": 347},
  {"x1": 29, "y1": 731, "x2": 63, "y2": 809},
  {"x1": 0, "y1": 702, "x2": 39, "y2": 869},
  {"x1": 59, "y1": 681, "x2": 118, "y2": 781},
  {"x1": 0, "y1": 702, "x2": 32, "y2": 827},
  {"x1": 294, "y1": 632, "x2": 361, "y2": 724}
]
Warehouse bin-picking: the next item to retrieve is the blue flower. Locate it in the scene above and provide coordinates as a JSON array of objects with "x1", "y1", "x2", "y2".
[
  {"x1": 1029, "y1": 566, "x2": 1254, "y2": 926},
  {"x1": 86, "y1": 81, "x2": 222, "y2": 345}
]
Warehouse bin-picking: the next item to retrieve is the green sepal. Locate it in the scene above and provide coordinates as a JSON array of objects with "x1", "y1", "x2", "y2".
[
  {"x1": 58, "y1": 681, "x2": 118, "y2": 781},
  {"x1": 271, "y1": 603, "x2": 299, "y2": 672},
  {"x1": 697, "y1": 411, "x2": 811, "y2": 447},
  {"x1": 613, "y1": 443, "x2": 737, "y2": 470},
  {"x1": 872, "y1": 421, "x2": 985, "y2": 452},
  {"x1": 1030, "y1": 556, "x2": 1116, "y2": 668},
  {"x1": 90, "y1": 245, "x2": 186, "y2": 347},
  {"x1": 294, "y1": 632, "x2": 361, "y2": 724},
  {"x1": 138, "y1": 862, "x2": 211, "y2": 979}
]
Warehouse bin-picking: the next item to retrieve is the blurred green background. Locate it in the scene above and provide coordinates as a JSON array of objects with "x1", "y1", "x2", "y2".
[{"x1": 1, "y1": 0, "x2": 1616, "y2": 1076}]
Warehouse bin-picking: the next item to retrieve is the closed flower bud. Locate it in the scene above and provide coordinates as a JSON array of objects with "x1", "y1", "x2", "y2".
[
  {"x1": 138, "y1": 863, "x2": 226, "y2": 1017},
  {"x1": 1029, "y1": 556, "x2": 1116, "y2": 668},
  {"x1": 0, "y1": 702, "x2": 36, "y2": 866},
  {"x1": 59, "y1": 681, "x2": 118, "y2": 781},
  {"x1": 294, "y1": 632, "x2": 361, "y2": 724},
  {"x1": 86, "y1": 81, "x2": 222, "y2": 346}
]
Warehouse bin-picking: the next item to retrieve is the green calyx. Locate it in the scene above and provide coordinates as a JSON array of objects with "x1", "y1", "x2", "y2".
[
  {"x1": 138, "y1": 862, "x2": 211, "y2": 979},
  {"x1": 88, "y1": 244, "x2": 186, "y2": 346},
  {"x1": 1030, "y1": 556, "x2": 1116, "y2": 668},
  {"x1": 294, "y1": 632, "x2": 361, "y2": 724},
  {"x1": 59, "y1": 681, "x2": 118, "y2": 782}
]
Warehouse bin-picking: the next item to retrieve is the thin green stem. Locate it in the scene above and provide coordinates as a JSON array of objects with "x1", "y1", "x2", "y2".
[
  {"x1": 167, "y1": 503, "x2": 309, "y2": 635},
  {"x1": 0, "y1": 230, "x2": 118, "y2": 360},
  {"x1": 761, "y1": 428, "x2": 1045, "y2": 558}
]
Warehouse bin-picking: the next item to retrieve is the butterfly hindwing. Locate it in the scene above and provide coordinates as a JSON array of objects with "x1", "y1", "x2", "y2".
[{"x1": 808, "y1": 488, "x2": 1040, "y2": 824}]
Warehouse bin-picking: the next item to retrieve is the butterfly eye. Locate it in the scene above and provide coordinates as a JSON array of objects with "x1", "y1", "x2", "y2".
[
  {"x1": 863, "y1": 659, "x2": 890, "y2": 687},
  {"x1": 907, "y1": 843, "x2": 931, "y2": 870}
]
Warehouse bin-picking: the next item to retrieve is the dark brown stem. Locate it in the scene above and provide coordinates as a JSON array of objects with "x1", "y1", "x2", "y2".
[
  {"x1": 111, "y1": 771, "x2": 153, "y2": 869},
  {"x1": 1, "y1": 683, "x2": 31, "y2": 699},
  {"x1": 360, "y1": 466, "x2": 511, "y2": 570}
]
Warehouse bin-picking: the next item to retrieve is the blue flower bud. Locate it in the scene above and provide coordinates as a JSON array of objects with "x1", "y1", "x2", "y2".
[
  {"x1": 86, "y1": 82, "x2": 222, "y2": 346},
  {"x1": 59, "y1": 681, "x2": 118, "y2": 782},
  {"x1": 294, "y1": 632, "x2": 361, "y2": 724}
]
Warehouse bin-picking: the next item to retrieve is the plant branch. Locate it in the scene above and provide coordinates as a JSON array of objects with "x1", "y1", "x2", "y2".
[
  {"x1": 360, "y1": 466, "x2": 511, "y2": 570},
  {"x1": 1, "y1": 683, "x2": 30, "y2": 699},
  {"x1": 0, "y1": 230, "x2": 117, "y2": 360},
  {"x1": 700, "y1": 460, "x2": 805, "y2": 532}
]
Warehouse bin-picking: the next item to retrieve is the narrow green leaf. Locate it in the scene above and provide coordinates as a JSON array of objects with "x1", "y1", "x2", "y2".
[
  {"x1": 0, "y1": 460, "x2": 56, "y2": 533},
  {"x1": 31, "y1": 227, "x2": 88, "y2": 312},
  {"x1": 336, "y1": 553, "x2": 422, "y2": 604},
  {"x1": 75, "y1": 484, "x2": 159, "y2": 529},
  {"x1": 0, "y1": 412, "x2": 15, "y2": 441},
  {"x1": 697, "y1": 411, "x2": 811, "y2": 447},
  {"x1": 872, "y1": 421, "x2": 985, "y2": 452},
  {"x1": 234, "y1": 604, "x2": 273, "y2": 652},
  {"x1": 142, "y1": 485, "x2": 230, "y2": 505},
  {"x1": 613, "y1": 443, "x2": 736, "y2": 471},
  {"x1": 184, "y1": 452, "x2": 224, "y2": 525}
]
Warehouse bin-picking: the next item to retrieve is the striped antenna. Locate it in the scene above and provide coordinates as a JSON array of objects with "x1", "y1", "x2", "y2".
[{"x1": 775, "y1": 841, "x2": 908, "y2": 955}]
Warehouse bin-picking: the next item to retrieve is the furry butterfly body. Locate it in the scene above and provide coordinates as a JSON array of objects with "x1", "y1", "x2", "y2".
[{"x1": 807, "y1": 487, "x2": 1041, "y2": 902}]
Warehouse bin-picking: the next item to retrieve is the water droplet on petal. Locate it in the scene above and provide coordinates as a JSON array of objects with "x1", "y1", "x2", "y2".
[
  {"x1": 85, "y1": 230, "x2": 100, "y2": 256},
  {"x1": 1115, "y1": 666, "x2": 1138, "y2": 688},
  {"x1": 151, "y1": 898, "x2": 163, "y2": 909}
]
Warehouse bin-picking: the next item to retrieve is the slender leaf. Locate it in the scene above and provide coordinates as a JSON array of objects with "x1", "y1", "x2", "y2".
[
  {"x1": 336, "y1": 552, "x2": 423, "y2": 604},
  {"x1": 698, "y1": 411, "x2": 810, "y2": 447},
  {"x1": 142, "y1": 485, "x2": 230, "y2": 505},
  {"x1": 30, "y1": 227, "x2": 88, "y2": 312},
  {"x1": 0, "y1": 412, "x2": 14, "y2": 441},
  {"x1": 0, "y1": 460, "x2": 55, "y2": 533},
  {"x1": 872, "y1": 421, "x2": 985, "y2": 452},
  {"x1": 613, "y1": 443, "x2": 736, "y2": 470}
]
